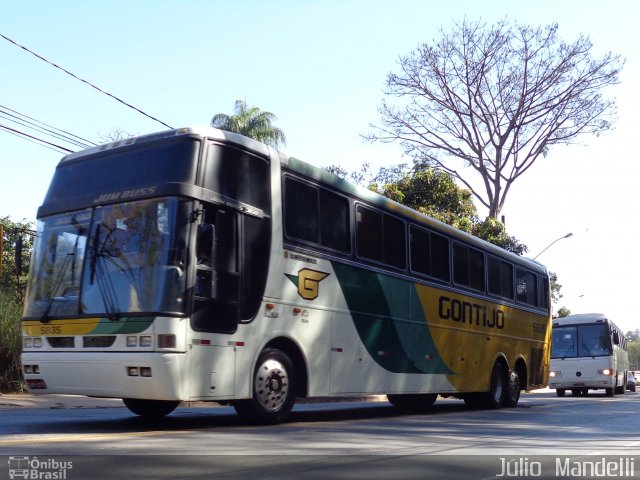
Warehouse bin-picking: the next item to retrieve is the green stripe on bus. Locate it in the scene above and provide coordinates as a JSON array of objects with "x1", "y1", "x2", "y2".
[
  {"x1": 332, "y1": 262, "x2": 452, "y2": 374},
  {"x1": 90, "y1": 317, "x2": 154, "y2": 334}
]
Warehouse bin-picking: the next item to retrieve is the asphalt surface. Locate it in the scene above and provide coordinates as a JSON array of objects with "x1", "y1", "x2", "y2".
[{"x1": 0, "y1": 390, "x2": 553, "y2": 410}]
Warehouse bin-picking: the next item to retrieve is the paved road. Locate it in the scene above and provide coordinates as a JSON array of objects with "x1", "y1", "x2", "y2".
[{"x1": 1, "y1": 390, "x2": 639, "y2": 479}]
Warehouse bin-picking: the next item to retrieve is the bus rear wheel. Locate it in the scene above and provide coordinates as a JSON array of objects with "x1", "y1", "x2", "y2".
[
  {"x1": 387, "y1": 393, "x2": 437, "y2": 410},
  {"x1": 122, "y1": 398, "x2": 180, "y2": 418},
  {"x1": 233, "y1": 348, "x2": 296, "y2": 424},
  {"x1": 503, "y1": 370, "x2": 521, "y2": 407}
]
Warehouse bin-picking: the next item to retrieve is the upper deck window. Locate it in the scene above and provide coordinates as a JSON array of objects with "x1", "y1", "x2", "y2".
[
  {"x1": 203, "y1": 143, "x2": 270, "y2": 211},
  {"x1": 43, "y1": 139, "x2": 199, "y2": 210}
]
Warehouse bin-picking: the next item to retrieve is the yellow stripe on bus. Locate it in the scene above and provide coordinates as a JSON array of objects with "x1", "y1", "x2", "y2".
[{"x1": 23, "y1": 318, "x2": 102, "y2": 336}]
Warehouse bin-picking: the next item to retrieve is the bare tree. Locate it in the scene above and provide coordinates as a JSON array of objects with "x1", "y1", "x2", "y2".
[{"x1": 367, "y1": 19, "x2": 624, "y2": 218}]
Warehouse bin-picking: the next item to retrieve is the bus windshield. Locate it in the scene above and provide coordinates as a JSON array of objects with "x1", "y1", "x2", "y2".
[
  {"x1": 24, "y1": 197, "x2": 190, "y2": 319},
  {"x1": 551, "y1": 323, "x2": 613, "y2": 359}
]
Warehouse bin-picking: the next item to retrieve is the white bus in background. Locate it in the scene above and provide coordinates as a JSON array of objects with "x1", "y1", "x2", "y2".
[{"x1": 548, "y1": 313, "x2": 629, "y2": 397}]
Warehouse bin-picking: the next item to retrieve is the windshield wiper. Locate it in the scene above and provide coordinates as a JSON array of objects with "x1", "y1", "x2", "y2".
[
  {"x1": 89, "y1": 226, "x2": 122, "y2": 322},
  {"x1": 40, "y1": 253, "x2": 74, "y2": 323}
]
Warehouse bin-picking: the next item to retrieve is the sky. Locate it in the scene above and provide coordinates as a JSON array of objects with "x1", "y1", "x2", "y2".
[{"x1": 1, "y1": 0, "x2": 639, "y2": 332}]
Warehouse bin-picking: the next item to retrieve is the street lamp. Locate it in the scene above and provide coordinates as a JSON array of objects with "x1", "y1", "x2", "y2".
[{"x1": 533, "y1": 232, "x2": 573, "y2": 260}]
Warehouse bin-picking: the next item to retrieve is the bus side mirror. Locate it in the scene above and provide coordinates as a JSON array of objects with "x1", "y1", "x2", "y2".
[
  {"x1": 197, "y1": 224, "x2": 216, "y2": 263},
  {"x1": 613, "y1": 331, "x2": 621, "y2": 346},
  {"x1": 15, "y1": 235, "x2": 23, "y2": 276}
]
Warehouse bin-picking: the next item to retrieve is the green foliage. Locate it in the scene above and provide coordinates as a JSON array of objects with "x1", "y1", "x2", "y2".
[
  {"x1": 555, "y1": 306, "x2": 571, "y2": 318},
  {"x1": 211, "y1": 100, "x2": 286, "y2": 147},
  {"x1": 1, "y1": 216, "x2": 32, "y2": 393},
  {"x1": 628, "y1": 340, "x2": 640, "y2": 371},
  {"x1": 548, "y1": 272, "x2": 563, "y2": 305},
  {"x1": 627, "y1": 330, "x2": 640, "y2": 342},
  {"x1": 335, "y1": 164, "x2": 527, "y2": 255},
  {"x1": 1, "y1": 216, "x2": 33, "y2": 303},
  {"x1": 468, "y1": 217, "x2": 528, "y2": 256},
  {"x1": 379, "y1": 169, "x2": 477, "y2": 231},
  {"x1": 0, "y1": 291, "x2": 24, "y2": 392}
]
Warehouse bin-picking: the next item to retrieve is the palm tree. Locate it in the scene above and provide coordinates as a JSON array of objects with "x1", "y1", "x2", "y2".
[{"x1": 211, "y1": 100, "x2": 286, "y2": 148}]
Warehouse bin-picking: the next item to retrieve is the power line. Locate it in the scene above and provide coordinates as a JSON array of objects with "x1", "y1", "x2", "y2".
[
  {"x1": 0, "y1": 123, "x2": 73, "y2": 154},
  {"x1": 0, "y1": 104, "x2": 97, "y2": 149},
  {"x1": 1, "y1": 32, "x2": 173, "y2": 130}
]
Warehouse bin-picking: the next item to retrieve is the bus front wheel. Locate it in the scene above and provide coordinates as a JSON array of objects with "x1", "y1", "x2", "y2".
[
  {"x1": 233, "y1": 348, "x2": 296, "y2": 424},
  {"x1": 122, "y1": 398, "x2": 180, "y2": 418}
]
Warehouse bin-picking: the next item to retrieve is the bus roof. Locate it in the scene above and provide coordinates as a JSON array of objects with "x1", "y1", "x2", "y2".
[
  {"x1": 58, "y1": 126, "x2": 273, "y2": 165},
  {"x1": 58, "y1": 126, "x2": 546, "y2": 275},
  {"x1": 553, "y1": 313, "x2": 609, "y2": 325}
]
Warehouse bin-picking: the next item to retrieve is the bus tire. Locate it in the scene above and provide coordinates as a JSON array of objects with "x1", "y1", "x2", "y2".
[
  {"x1": 605, "y1": 387, "x2": 614, "y2": 397},
  {"x1": 503, "y1": 370, "x2": 521, "y2": 407},
  {"x1": 556, "y1": 389, "x2": 566, "y2": 397},
  {"x1": 122, "y1": 398, "x2": 180, "y2": 418},
  {"x1": 464, "y1": 362, "x2": 506, "y2": 409},
  {"x1": 387, "y1": 393, "x2": 437, "y2": 410},
  {"x1": 233, "y1": 348, "x2": 296, "y2": 424}
]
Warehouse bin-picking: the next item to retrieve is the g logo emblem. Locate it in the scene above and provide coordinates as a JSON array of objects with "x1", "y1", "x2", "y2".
[{"x1": 286, "y1": 268, "x2": 330, "y2": 300}]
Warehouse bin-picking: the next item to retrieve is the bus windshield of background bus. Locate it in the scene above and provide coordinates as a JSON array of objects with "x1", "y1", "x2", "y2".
[
  {"x1": 24, "y1": 198, "x2": 190, "y2": 320},
  {"x1": 551, "y1": 323, "x2": 613, "y2": 359}
]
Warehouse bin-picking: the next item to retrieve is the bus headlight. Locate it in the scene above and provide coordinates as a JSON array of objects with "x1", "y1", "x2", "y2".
[
  {"x1": 597, "y1": 369, "x2": 613, "y2": 376},
  {"x1": 549, "y1": 371, "x2": 561, "y2": 378},
  {"x1": 24, "y1": 337, "x2": 43, "y2": 348}
]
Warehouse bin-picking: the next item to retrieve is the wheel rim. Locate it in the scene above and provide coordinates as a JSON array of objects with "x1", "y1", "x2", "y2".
[
  {"x1": 255, "y1": 358, "x2": 289, "y2": 412},
  {"x1": 509, "y1": 373, "x2": 520, "y2": 399}
]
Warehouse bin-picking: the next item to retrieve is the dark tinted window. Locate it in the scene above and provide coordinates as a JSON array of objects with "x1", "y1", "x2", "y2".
[
  {"x1": 384, "y1": 215, "x2": 406, "y2": 269},
  {"x1": 204, "y1": 143, "x2": 270, "y2": 211},
  {"x1": 356, "y1": 205, "x2": 406, "y2": 269},
  {"x1": 453, "y1": 242, "x2": 485, "y2": 291},
  {"x1": 538, "y1": 275, "x2": 549, "y2": 310},
  {"x1": 319, "y1": 189, "x2": 350, "y2": 252},
  {"x1": 43, "y1": 139, "x2": 200, "y2": 211},
  {"x1": 487, "y1": 256, "x2": 514, "y2": 299},
  {"x1": 410, "y1": 226, "x2": 450, "y2": 282},
  {"x1": 516, "y1": 268, "x2": 538, "y2": 306},
  {"x1": 283, "y1": 177, "x2": 350, "y2": 254},
  {"x1": 284, "y1": 178, "x2": 319, "y2": 243},
  {"x1": 410, "y1": 227, "x2": 431, "y2": 275},
  {"x1": 431, "y1": 233, "x2": 450, "y2": 281},
  {"x1": 356, "y1": 206, "x2": 383, "y2": 261}
]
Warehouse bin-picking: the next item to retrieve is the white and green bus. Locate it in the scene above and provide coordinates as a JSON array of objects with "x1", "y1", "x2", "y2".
[
  {"x1": 548, "y1": 313, "x2": 629, "y2": 397},
  {"x1": 21, "y1": 127, "x2": 552, "y2": 423}
]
